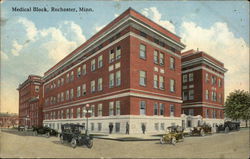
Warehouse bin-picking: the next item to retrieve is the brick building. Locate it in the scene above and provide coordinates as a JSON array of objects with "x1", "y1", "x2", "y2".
[
  {"x1": 42, "y1": 8, "x2": 185, "y2": 134},
  {"x1": 181, "y1": 49, "x2": 227, "y2": 126},
  {"x1": 17, "y1": 75, "x2": 43, "y2": 127},
  {"x1": 0, "y1": 113, "x2": 19, "y2": 128}
]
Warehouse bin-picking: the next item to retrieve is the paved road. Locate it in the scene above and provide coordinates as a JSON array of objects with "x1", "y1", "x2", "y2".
[{"x1": 0, "y1": 129, "x2": 249, "y2": 158}]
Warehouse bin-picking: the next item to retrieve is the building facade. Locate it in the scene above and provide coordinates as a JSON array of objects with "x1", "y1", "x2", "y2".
[
  {"x1": 181, "y1": 49, "x2": 227, "y2": 126},
  {"x1": 0, "y1": 113, "x2": 19, "y2": 128},
  {"x1": 17, "y1": 75, "x2": 42, "y2": 127},
  {"x1": 42, "y1": 8, "x2": 185, "y2": 134}
]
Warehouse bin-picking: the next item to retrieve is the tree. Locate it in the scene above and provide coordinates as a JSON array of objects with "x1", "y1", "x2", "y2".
[{"x1": 224, "y1": 90, "x2": 250, "y2": 127}]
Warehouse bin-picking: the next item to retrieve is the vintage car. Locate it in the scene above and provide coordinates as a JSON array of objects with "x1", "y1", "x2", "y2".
[
  {"x1": 217, "y1": 121, "x2": 240, "y2": 133},
  {"x1": 160, "y1": 126, "x2": 184, "y2": 145},
  {"x1": 32, "y1": 126, "x2": 58, "y2": 137},
  {"x1": 18, "y1": 125, "x2": 25, "y2": 131},
  {"x1": 190, "y1": 124, "x2": 212, "y2": 136},
  {"x1": 59, "y1": 124, "x2": 93, "y2": 148}
]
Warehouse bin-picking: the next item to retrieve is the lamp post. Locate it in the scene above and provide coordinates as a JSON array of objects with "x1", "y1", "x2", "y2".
[{"x1": 83, "y1": 104, "x2": 92, "y2": 135}]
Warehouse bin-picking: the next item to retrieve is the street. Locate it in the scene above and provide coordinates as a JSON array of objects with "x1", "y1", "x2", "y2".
[{"x1": 0, "y1": 129, "x2": 249, "y2": 158}]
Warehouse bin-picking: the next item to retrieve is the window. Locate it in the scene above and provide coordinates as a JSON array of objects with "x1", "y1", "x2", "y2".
[
  {"x1": 61, "y1": 92, "x2": 64, "y2": 102},
  {"x1": 160, "y1": 103, "x2": 165, "y2": 115},
  {"x1": 116, "y1": 101, "x2": 120, "y2": 115},
  {"x1": 82, "y1": 84, "x2": 86, "y2": 96},
  {"x1": 66, "y1": 109, "x2": 69, "y2": 119},
  {"x1": 159, "y1": 53, "x2": 164, "y2": 65},
  {"x1": 139, "y1": 44, "x2": 146, "y2": 59},
  {"x1": 154, "y1": 75, "x2": 158, "y2": 88},
  {"x1": 189, "y1": 109, "x2": 194, "y2": 116},
  {"x1": 66, "y1": 73, "x2": 70, "y2": 83},
  {"x1": 57, "y1": 80, "x2": 60, "y2": 87},
  {"x1": 77, "y1": 86, "x2": 81, "y2": 97},
  {"x1": 170, "y1": 79, "x2": 175, "y2": 92},
  {"x1": 160, "y1": 123, "x2": 165, "y2": 130},
  {"x1": 77, "y1": 67, "x2": 81, "y2": 77},
  {"x1": 140, "y1": 101, "x2": 146, "y2": 115},
  {"x1": 61, "y1": 110, "x2": 64, "y2": 119},
  {"x1": 109, "y1": 102, "x2": 114, "y2": 116},
  {"x1": 115, "y1": 62, "x2": 120, "y2": 69},
  {"x1": 66, "y1": 90, "x2": 69, "y2": 100},
  {"x1": 159, "y1": 76, "x2": 164, "y2": 89},
  {"x1": 219, "y1": 94, "x2": 222, "y2": 103},
  {"x1": 70, "y1": 108, "x2": 73, "y2": 118},
  {"x1": 211, "y1": 76, "x2": 216, "y2": 85},
  {"x1": 183, "y1": 91, "x2": 188, "y2": 101},
  {"x1": 70, "y1": 71, "x2": 74, "y2": 81},
  {"x1": 170, "y1": 104, "x2": 175, "y2": 116},
  {"x1": 183, "y1": 74, "x2": 187, "y2": 83},
  {"x1": 116, "y1": 71, "x2": 121, "y2": 86},
  {"x1": 61, "y1": 78, "x2": 64, "y2": 86},
  {"x1": 98, "y1": 55, "x2": 103, "y2": 68},
  {"x1": 98, "y1": 104, "x2": 102, "y2": 116},
  {"x1": 154, "y1": 50, "x2": 158, "y2": 64},
  {"x1": 82, "y1": 64, "x2": 86, "y2": 75},
  {"x1": 91, "y1": 59, "x2": 96, "y2": 71},
  {"x1": 212, "y1": 110, "x2": 216, "y2": 118},
  {"x1": 170, "y1": 57, "x2": 175, "y2": 70},
  {"x1": 109, "y1": 73, "x2": 114, "y2": 88},
  {"x1": 109, "y1": 49, "x2": 115, "y2": 63},
  {"x1": 77, "y1": 108, "x2": 80, "y2": 118},
  {"x1": 189, "y1": 90, "x2": 194, "y2": 100},
  {"x1": 205, "y1": 73, "x2": 209, "y2": 83},
  {"x1": 91, "y1": 123, "x2": 94, "y2": 131},
  {"x1": 154, "y1": 123, "x2": 159, "y2": 131},
  {"x1": 98, "y1": 123, "x2": 102, "y2": 131},
  {"x1": 98, "y1": 78, "x2": 103, "y2": 91},
  {"x1": 218, "y1": 78, "x2": 222, "y2": 87},
  {"x1": 91, "y1": 105, "x2": 95, "y2": 117},
  {"x1": 91, "y1": 80, "x2": 95, "y2": 93},
  {"x1": 115, "y1": 123, "x2": 120, "y2": 132},
  {"x1": 189, "y1": 73, "x2": 193, "y2": 82},
  {"x1": 116, "y1": 46, "x2": 121, "y2": 59},
  {"x1": 139, "y1": 71, "x2": 146, "y2": 86},
  {"x1": 154, "y1": 103, "x2": 158, "y2": 115},
  {"x1": 70, "y1": 88, "x2": 74, "y2": 99},
  {"x1": 57, "y1": 93, "x2": 60, "y2": 103},
  {"x1": 206, "y1": 90, "x2": 209, "y2": 100}
]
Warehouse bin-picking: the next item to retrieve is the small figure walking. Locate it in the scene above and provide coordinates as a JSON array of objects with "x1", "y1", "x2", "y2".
[
  {"x1": 126, "y1": 122, "x2": 129, "y2": 134},
  {"x1": 109, "y1": 123, "x2": 114, "y2": 134},
  {"x1": 141, "y1": 123, "x2": 146, "y2": 134}
]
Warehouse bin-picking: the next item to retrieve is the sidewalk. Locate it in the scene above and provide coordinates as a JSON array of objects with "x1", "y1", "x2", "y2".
[{"x1": 92, "y1": 133, "x2": 162, "y2": 141}]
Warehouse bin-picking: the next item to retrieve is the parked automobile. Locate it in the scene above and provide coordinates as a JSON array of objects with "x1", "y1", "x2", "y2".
[
  {"x1": 59, "y1": 124, "x2": 93, "y2": 148},
  {"x1": 190, "y1": 124, "x2": 212, "y2": 136},
  {"x1": 217, "y1": 121, "x2": 240, "y2": 133},
  {"x1": 32, "y1": 126, "x2": 58, "y2": 137},
  {"x1": 18, "y1": 125, "x2": 25, "y2": 131},
  {"x1": 160, "y1": 126, "x2": 184, "y2": 145}
]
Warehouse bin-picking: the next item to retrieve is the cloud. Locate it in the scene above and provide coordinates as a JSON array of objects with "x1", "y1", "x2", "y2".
[
  {"x1": 180, "y1": 21, "x2": 249, "y2": 96},
  {"x1": 114, "y1": 14, "x2": 119, "y2": 18},
  {"x1": 11, "y1": 40, "x2": 23, "y2": 56},
  {"x1": 94, "y1": 24, "x2": 105, "y2": 32},
  {"x1": 141, "y1": 7, "x2": 176, "y2": 33},
  {"x1": 17, "y1": 17, "x2": 38, "y2": 41},
  {"x1": 1, "y1": 50, "x2": 8, "y2": 60}
]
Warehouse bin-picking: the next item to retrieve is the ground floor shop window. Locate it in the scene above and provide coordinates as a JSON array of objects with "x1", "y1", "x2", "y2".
[
  {"x1": 98, "y1": 123, "x2": 102, "y2": 131},
  {"x1": 154, "y1": 123, "x2": 159, "y2": 131},
  {"x1": 160, "y1": 123, "x2": 165, "y2": 130},
  {"x1": 91, "y1": 123, "x2": 94, "y2": 131}
]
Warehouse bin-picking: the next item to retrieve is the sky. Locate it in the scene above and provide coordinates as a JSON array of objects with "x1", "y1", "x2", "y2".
[{"x1": 0, "y1": 1, "x2": 249, "y2": 113}]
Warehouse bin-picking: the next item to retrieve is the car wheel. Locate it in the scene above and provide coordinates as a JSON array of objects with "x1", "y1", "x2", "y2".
[
  {"x1": 225, "y1": 127, "x2": 229, "y2": 133},
  {"x1": 86, "y1": 140, "x2": 93, "y2": 149},
  {"x1": 200, "y1": 129, "x2": 205, "y2": 137},
  {"x1": 60, "y1": 135, "x2": 64, "y2": 144},
  {"x1": 160, "y1": 137, "x2": 165, "y2": 144},
  {"x1": 171, "y1": 137, "x2": 176, "y2": 145},
  {"x1": 71, "y1": 138, "x2": 77, "y2": 148}
]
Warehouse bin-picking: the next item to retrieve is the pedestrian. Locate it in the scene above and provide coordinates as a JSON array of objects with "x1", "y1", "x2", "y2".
[
  {"x1": 109, "y1": 123, "x2": 113, "y2": 134},
  {"x1": 141, "y1": 123, "x2": 146, "y2": 134},
  {"x1": 126, "y1": 122, "x2": 129, "y2": 134}
]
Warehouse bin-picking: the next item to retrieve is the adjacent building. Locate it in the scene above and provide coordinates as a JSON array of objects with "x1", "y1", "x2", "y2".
[
  {"x1": 181, "y1": 49, "x2": 227, "y2": 126},
  {"x1": 17, "y1": 75, "x2": 43, "y2": 127}
]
